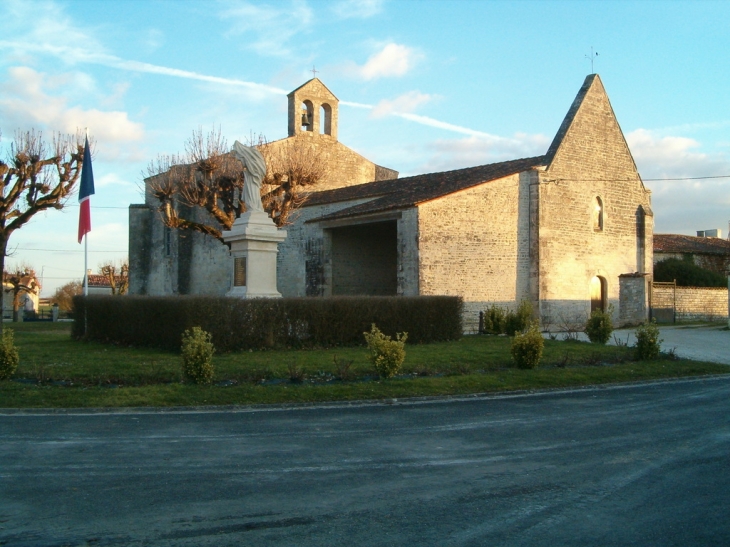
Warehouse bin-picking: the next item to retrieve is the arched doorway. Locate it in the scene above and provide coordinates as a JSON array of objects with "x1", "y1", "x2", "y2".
[{"x1": 590, "y1": 276, "x2": 607, "y2": 313}]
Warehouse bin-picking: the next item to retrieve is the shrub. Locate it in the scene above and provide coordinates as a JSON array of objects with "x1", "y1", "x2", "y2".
[
  {"x1": 0, "y1": 329, "x2": 19, "y2": 381},
  {"x1": 654, "y1": 257, "x2": 727, "y2": 287},
  {"x1": 363, "y1": 324, "x2": 407, "y2": 379},
  {"x1": 483, "y1": 300, "x2": 533, "y2": 336},
  {"x1": 181, "y1": 327, "x2": 215, "y2": 384},
  {"x1": 73, "y1": 295, "x2": 462, "y2": 351},
  {"x1": 585, "y1": 308, "x2": 613, "y2": 344},
  {"x1": 505, "y1": 300, "x2": 533, "y2": 336},
  {"x1": 332, "y1": 355, "x2": 355, "y2": 381},
  {"x1": 634, "y1": 320, "x2": 662, "y2": 360},
  {"x1": 510, "y1": 322, "x2": 544, "y2": 369},
  {"x1": 482, "y1": 304, "x2": 506, "y2": 334}
]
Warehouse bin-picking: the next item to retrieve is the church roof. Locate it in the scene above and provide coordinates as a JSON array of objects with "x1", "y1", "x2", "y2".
[
  {"x1": 287, "y1": 77, "x2": 338, "y2": 100},
  {"x1": 654, "y1": 234, "x2": 730, "y2": 256},
  {"x1": 305, "y1": 156, "x2": 545, "y2": 222},
  {"x1": 543, "y1": 74, "x2": 598, "y2": 166}
]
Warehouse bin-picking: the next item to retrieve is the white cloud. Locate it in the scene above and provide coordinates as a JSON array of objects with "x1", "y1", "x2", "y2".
[
  {"x1": 347, "y1": 43, "x2": 421, "y2": 80},
  {"x1": 331, "y1": 0, "x2": 384, "y2": 19},
  {"x1": 0, "y1": 66, "x2": 144, "y2": 152},
  {"x1": 0, "y1": 40, "x2": 289, "y2": 99},
  {"x1": 371, "y1": 91, "x2": 434, "y2": 118},
  {"x1": 219, "y1": 0, "x2": 313, "y2": 57},
  {"x1": 416, "y1": 133, "x2": 550, "y2": 173},
  {"x1": 3, "y1": 0, "x2": 108, "y2": 61},
  {"x1": 626, "y1": 128, "x2": 730, "y2": 179},
  {"x1": 96, "y1": 173, "x2": 135, "y2": 189},
  {"x1": 626, "y1": 128, "x2": 730, "y2": 234}
]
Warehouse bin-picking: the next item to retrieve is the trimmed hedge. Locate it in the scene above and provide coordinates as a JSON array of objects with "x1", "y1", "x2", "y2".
[{"x1": 72, "y1": 295, "x2": 463, "y2": 351}]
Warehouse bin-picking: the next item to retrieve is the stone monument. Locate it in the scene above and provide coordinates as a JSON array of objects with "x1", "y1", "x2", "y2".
[{"x1": 222, "y1": 141, "x2": 286, "y2": 298}]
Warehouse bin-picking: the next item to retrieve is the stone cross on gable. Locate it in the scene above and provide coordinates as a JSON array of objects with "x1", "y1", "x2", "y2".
[{"x1": 311, "y1": 65, "x2": 319, "y2": 78}]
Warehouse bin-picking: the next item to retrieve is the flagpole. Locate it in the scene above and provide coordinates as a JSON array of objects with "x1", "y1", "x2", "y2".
[
  {"x1": 83, "y1": 127, "x2": 89, "y2": 336},
  {"x1": 84, "y1": 235, "x2": 88, "y2": 296},
  {"x1": 83, "y1": 127, "x2": 89, "y2": 298}
]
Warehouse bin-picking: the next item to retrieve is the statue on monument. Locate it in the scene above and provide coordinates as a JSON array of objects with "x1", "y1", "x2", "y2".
[
  {"x1": 231, "y1": 140, "x2": 267, "y2": 213},
  {"x1": 224, "y1": 141, "x2": 286, "y2": 299}
]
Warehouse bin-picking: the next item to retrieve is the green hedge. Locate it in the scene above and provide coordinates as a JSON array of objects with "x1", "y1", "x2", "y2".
[{"x1": 72, "y1": 295, "x2": 463, "y2": 351}]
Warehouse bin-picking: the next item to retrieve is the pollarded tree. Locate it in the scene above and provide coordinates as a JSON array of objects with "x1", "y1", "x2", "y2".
[
  {"x1": 0, "y1": 129, "x2": 87, "y2": 331},
  {"x1": 98, "y1": 260, "x2": 129, "y2": 295},
  {"x1": 147, "y1": 128, "x2": 328, "y2": 244}
]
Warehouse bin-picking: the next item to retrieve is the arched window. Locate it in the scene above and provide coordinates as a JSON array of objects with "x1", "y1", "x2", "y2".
[
  {"x1": 590, "y1": 276, "x2": 607, "y2": 313},
  {"x1": 320, "y1": 103, "x2": 332, "y2": 135},
  {"x1": 593, "y1": 197, "x2": 604, "y2": 231},
  {"x1": 301, "y1": 100, "x2": 314, "y2": 132}
]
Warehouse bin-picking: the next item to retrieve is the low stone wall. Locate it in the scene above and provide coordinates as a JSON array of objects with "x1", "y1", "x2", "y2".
[{"x1": 652, "y1": 285, "x2": 728, "y2": 322}]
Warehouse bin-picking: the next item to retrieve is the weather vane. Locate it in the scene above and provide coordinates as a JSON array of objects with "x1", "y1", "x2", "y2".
[
  {"x1": 311, "y1": 65, "x2": 319, "y2": 78},
  {"x1": 585, "y1": 47, "x2": 598, "y2": 73}
]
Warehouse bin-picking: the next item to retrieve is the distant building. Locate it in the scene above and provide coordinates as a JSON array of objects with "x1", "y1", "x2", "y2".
[
  {"x1": 83, "y1": 271, "x2": 127, "y2": 295},
  {"x1": 653, "y1": 233, "x2": 730, "y2": 274},
  {"x1": 2, "y1": 271, "x2": 41, "y2": 319}
]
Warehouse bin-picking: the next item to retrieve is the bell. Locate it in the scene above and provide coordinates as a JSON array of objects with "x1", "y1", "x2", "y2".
[{"x1": 301, "y1": 111, "x2": 311, "y2": 126}]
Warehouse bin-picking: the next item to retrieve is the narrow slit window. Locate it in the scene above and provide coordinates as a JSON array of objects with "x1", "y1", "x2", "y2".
[{"x1": 594, "y1": 197, "x2": 604, "y2": 231}]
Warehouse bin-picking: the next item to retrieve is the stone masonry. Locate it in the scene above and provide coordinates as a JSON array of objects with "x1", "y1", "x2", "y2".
[
  {"x1": 651, "y1": 285, "x2": 728, "y2": 322},
  {"x1": 129, "y1": 78, "x2": 398, "y2": 295},
  {"x1": 130, "y1": 74, "x2": 653, "y2": 332}
]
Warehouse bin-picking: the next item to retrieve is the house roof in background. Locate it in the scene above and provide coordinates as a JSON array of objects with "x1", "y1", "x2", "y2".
[
  {"x1": 653, "y1": 234, "x2": 730, "y2": 256},
  {"x1": 86, "y1": 274, "x2": 125, "y2": 287}
]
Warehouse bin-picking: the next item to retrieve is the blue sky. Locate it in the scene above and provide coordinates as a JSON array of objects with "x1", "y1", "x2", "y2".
[{"x1": 1, "y1": 0, "x2": 729, "y2": 295}]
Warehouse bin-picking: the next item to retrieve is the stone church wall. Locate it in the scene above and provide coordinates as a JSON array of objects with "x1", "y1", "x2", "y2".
[
  {"x1": 538, "y1": 76, "x2": 653, "y2": 327},
  {"x1": 269, "y1": 134, "x2": 396, "y2": 193},
  {"x1": 276, "y1": 201, "x2": 419, "y2": 298},
  {"x1": 129, "y1": 202, "x2": 232, "y2": 296},
  {"x1": 417, "y1": 173, "x2": 531, "y2": 332}
]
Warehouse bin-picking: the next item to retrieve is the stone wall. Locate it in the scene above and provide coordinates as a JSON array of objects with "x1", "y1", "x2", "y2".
[
  {"x1": 417, "y1": 173, "x2": 531, "y2": 332},
  {"x1": 277, "y1": 134, "x2": 395, "y2": 192},
  {"x1": 618, "y1": 274, "x2": 649, "y2": 326},
  {"x1": 129, "y1": 77, "x2": 399, "y2": 297},
  {"x1": 538, "y1": 75, "x2": 653, "y2": 327},
  {"x1": 652, "y1": 284, "x2": 728, "y2": 322},
  {"x1": 277, "y1": 200, "x2": 419, "y2": 298}
]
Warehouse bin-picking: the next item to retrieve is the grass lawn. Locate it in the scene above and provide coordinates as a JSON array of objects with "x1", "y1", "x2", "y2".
[{"x1": 0, "y1": 322, "x2": 727, "y2": 408}]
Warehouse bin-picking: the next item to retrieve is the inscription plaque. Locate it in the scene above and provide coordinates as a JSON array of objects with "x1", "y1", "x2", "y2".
[{"x1": 234, "y1": 257, "x2": 247, "y2": 287}]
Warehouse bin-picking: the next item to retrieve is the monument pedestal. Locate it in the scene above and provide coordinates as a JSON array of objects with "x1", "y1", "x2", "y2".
[{"x1": 222, "y1": 211, "x2": 287, "y2": 298}]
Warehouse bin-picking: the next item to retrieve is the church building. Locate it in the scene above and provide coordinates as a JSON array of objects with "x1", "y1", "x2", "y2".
[{"x1": 129, "y1": 74, "x2": 653, "y2": 330}]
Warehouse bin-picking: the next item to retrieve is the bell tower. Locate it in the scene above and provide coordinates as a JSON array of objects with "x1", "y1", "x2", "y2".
[{"x1": 287, "y1": 78, "x2": 339, "y2": 140}]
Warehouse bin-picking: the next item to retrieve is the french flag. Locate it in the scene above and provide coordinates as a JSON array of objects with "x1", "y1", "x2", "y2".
[{"x1": 77, "y1": 136, "x2": 95, "y2": 243}]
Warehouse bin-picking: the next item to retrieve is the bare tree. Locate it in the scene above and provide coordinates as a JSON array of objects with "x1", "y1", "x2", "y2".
[
  {"x1": 0, "y1": 129, "x2": 86, "y2": 331},
  {"x1": 51, "y1": 280, "x2": 82, "y2": 312},
  {"x1": 147, "y1": 128, "x2": 327, "y2": 244},
  {"x1": 98, "y1": 260, "x2": 129, "y2": 295},
  {"x1": 3, "y1": 264, "x2": 40, "y2": 321}
]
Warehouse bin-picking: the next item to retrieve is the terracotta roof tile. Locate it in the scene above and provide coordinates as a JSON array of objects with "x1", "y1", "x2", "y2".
[
  {"x1": 86, "y1": 274, "x2": 126, "y2": 287},
  {"x1": 653, "y1": 234, "x2": 730, "y2": 256}
]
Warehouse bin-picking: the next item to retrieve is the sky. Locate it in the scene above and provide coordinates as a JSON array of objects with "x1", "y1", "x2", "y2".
[{"x1": 1, "y1": 0, "x2": 729, "y2": 296}]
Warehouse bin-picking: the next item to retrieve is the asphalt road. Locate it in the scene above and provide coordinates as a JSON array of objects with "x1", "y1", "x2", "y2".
[{"x1": 2, "y1": 377, "x2": 730, "y2": 546}]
